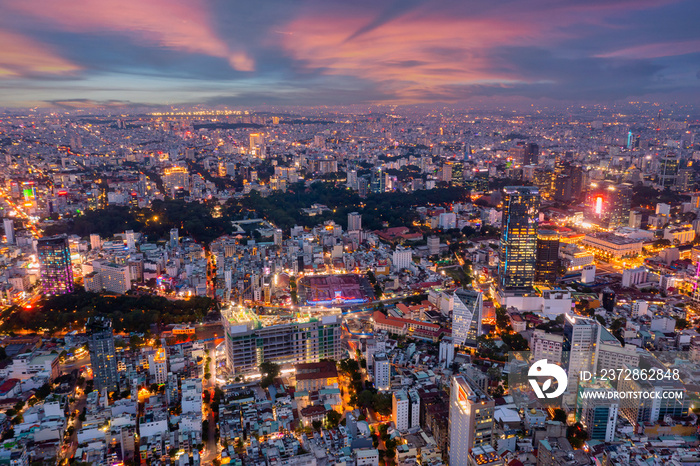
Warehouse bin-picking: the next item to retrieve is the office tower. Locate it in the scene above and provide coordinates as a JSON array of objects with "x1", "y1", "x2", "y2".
[
  {"x1": 374, "y1": 353, "x2": 391, "y2": 391},
  {"x1": 576, "y1": 379, "x2": 618, "y2": 442},
  {"x1": 37, "y1": 234, "x2": 74, "y2": 295},
  {"x1": 274, "y1": 229, "x2": 283, "y2": 246},
  {"x1": 170, "y1": 228, "x2": 179, "y2": 248},
  {"x1": 452, "y1": 289, "x2": 482, "y2": 348},
  {"x1": 608, "y1": 183, "x2": 632, "y2": 229},
  {"x1": 553, "y1": 175, "x2": 572, "y2": 202},
  {"x1": 3, "y1": 218, "x2": 14, "y2": 244},
  {"x1": 523, "y1": 143, "x2": 539, "y2": 165},
  {"x1": 163, "y1": 166, "x2": 189, "y2": 194},
  {"x1": 125, "y1": 230, "x2": 135, "y2": 250},
  {"x1": 449, "y1": 375, "x2": 495, "y2": 466},
  {"x1": 346, "y1": 170, "x2": 358, "y2": 190},
  {"x1": 535, "y1": 230, "x2": 560, "y2": 284},
  {"x1": 370, "y1": 168, "x2": 386, "y2": 193},
  {"x1": 563, "y1": 316, "x2": 599, "y2": 406},
  {"x1": 221, "y1": 306, "x2": 342, "y2": 375},
  {"x1": 441, "y1": 164, "x2": 453, "y2": 184},
  {"x1": 466, "y1": 168, "x2": 489, "y2": 193},
  {"x1": 451, "y1": 162, "x2": 465, "y2": 187},
  {"x1": 249, "y1": 133, "x2": 264, "y2": 151},
  {"x1": 348, "y1": 212, "x2": 362, "y2": 232},
  {"x1": 87, "y1": 316, "x2": 119, "y2": 393},
  {"x1": 439, "y1": 337, "x2": 455, "y2": 367},
  {"x1": 498, "y1": 186, "x2": 540, "y2": 291},
  {"x1": 658, "y1": 152, "x2": 679, "y2": 189}
]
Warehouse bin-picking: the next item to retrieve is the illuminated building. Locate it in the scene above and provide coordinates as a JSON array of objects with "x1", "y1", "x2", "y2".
[
  {"x1": 466, "y1": 168, "x2": 489, "y2": 193},
  {"x1": 576, "y1": 379, "x2": 618, "y2": 442},
  {"x1": 370, "y1": 167, "x2": 386, "y2": 193},
  {"x1": 452, "y1": 289, "x2": 482, "y2": 347},
  {"x1": 658, "y1": 151, "x2": 679, "y2": 189},
  {"x1": 374, "y1": 353, "x2": 391, "y2": 391},
  {"x1": 535, "y1": 230, "x2": 560, "y2": 284},
  {"x1": 581, "y1": 232, "x2": 642, "y2": 259},
  {"x1": 250, "y1": 132, "x2": 265, "y2": 150},
  {"x1": 87, "y1": 316, "x2": 119, "y2": 393},
  {"x1": 348, "y1": 212, "x2": 362, "y2": 232},
  {"x1": 37, "y1": 234, "x2": 74, "y2": 295},
  {"x1": 163, "y1": 166, "x2": 189, "y2": 194},
  {"x1": 498, "y1": 186, "x2": 540, "y2": 291},
  {"x1": 3, "y1": 218, "x2": 14, "y2": 245},
  {"x1": 448, "y1": 375, "x2": 494, "y2": 466},
  {"x1": 221, "y1": 305, "x2": 342, "y2": 374},
  {"x1": 451, "y1": 162, "x2": 465, "y2": 187}
]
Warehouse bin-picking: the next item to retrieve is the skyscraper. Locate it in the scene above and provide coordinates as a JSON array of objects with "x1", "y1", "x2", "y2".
[
  {"x1": 87, "y1": 316, "x2": 119, "y2": 393},
  {"x1": 563, "y1": 315, "x2": 599, "y2": 407},
  {"x1": 535, "y1": 230, "x2": 560, "y2": 284},
  {"x1": 170, "y1": 228, "x2": 179, "y2": 249},
  {"x1": 576, "y1": 379, "x2": 618, "y2": 442},
  {"x1": 163, "y1": 166, "x2": 189, "y2": 194},
  {"x1": 451, "y1": 162, "x2": 465, "y2": 187},
  {"x1": 449, "y1": 375, "x2": 494, "y2": 466},
  {"x1": 658, "y1": 151, "x2": 679, "y2": 189},
  {"x1": 370, "y1": 168, "x2": 386, "y2": 193},
  {"x1": 3, "y1": 218, "x2": 14, "y2": 245},
  {"x1": 37, "y1": 234, "x2": 74, "y2": 295},
  {"x1": 499, "y1": 186, "x2": 540, "y2": 291},
  {"x1": 452, "y1": 289, "x2": 482, "y2": 347}
]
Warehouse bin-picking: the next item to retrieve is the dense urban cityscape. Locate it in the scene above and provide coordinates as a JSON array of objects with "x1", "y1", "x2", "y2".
[
  {"x1": 0, "y1": 104, "x2": 699, "y2": 466},
  {"x1": 1, "y1": 0, "x2": 700, "y2": 465}
]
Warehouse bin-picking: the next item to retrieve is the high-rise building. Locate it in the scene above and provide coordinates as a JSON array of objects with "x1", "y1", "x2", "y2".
[
  {"x1": 466, "y1": 168, "x2": 489, "y2": 193},
  {"x1": 392, "y1": 389, "x2": 420, "y2": 431},
  {"x1": 163, "y1": 166, "x2": 189, "y2": 194},
  {"x1": 428, "y1": 236, "x2": 440, "y2": 256},
  {"x1": 221, "y1": 306, "x2": 342, "y2": 375},
  {"x1": 90, "y1": 233, "x2": 101, "y2": 251},
  {"x1": 563, "y1": 316, "x2": 599, "y2": 406},
  {"x1": 37, "y1": 234, "x2": 74, "y2": 295},
  {"x1": 498, "y1": 186, "x2": 540, "y2": 291},
  {"x1": 3, "y1": 218, "x2": 14, "y2": 245},
  {"x1": 348, "y1": 212, "x2": 362, "y2": 232},
  {"x1": 374, "y1": 353, "x2": 391, "y2": 391},
  {"x1": 370, "y1": 168, "x2": 387, "y2": 193},
  {"x1": 170, "y1": 228, "x2": 179, "y2": 249},
  {"x1": 609, "y1": 183, "x2": 632, "y2": 229},
  {"x1": 535, "y1": 230, "x2": 560, "y2": 284},
  {"x1": 576, "y1": 379, "x2": 618, "y2": 442},
  {"x1": 451, "y1": 162, "x2": 465, "y2": 187},
  {"x1": 87, "y1": 316, "x2": 119, "y2": 393},
  {"x1": 452, "y1": 289, "x2": 482, "y2": 348},
  {"x1": 658, "y1": 152, "x2": 679, "y2": 189},
  {"x1": 125, "y1": 230, "x2": 135, "y2": 251},
  {"x1": 449, "y1": 375, "x2": 494, "y2": 466},
  {"x1": 392, "y1": 246, "x2": 412, "y2": 271}
]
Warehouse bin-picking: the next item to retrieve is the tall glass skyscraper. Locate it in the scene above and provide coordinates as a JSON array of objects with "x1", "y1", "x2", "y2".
[
  {"x1": 452, "y1": 289, "x2": 482, "y2": 347},
  {"x1": 499, "y1": 186, "x2": 540, "y2": 291},
  {"x1": 37, "y1": 234, "x2": 74, "y2": 295},
  {"x1": 86, "y1": 316, "x2": 119, "y2": 393}
]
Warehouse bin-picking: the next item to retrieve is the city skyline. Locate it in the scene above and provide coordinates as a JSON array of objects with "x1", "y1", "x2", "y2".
[{"x1": 0, "y1": 0, "x2": 698, "y2": 107}]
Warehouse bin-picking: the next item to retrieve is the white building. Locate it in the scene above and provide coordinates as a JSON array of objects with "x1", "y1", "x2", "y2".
[
  {"x1": 374, "y1": 353, "x2": 390, "y2": 391},
  {"x1": 449, "y1": 375, "x2": 494, "y2": 466},
  {"x1": 621, "y1": 266, "x2": 648, "y2": 288},
  {"x1": 3, "y1": 218, "x2": 14, "y2": 245},
  {"x1": 181, "y1": 378, "x2": 203, "y2": 415},
  {"x1": 392, "y1": 246, "x2": 412, "y2": 271},
  {"x1": 439, "y1": 337, "x2": 455, "y2": 367},
  {"x1": 664, "y1": 225, "x2": 695, "y2": 245},
  {"x1": 354, "y1": 448, "x2": 379, "y2": 466},
  {"x1": 439, "y1": 212, "x2": 457, "y2": 230},
  {"x1": 348, "y1": 212, "x2": 362, "y2": 232},
  {"x1": 392, "y1": 390, "x2": 410, "y2": 431},
  {"x1": 531, "y1": 330, "x2": 563, "y2": 365},
  {"x1": 631, "y1": 300, "x2": 649, "y2": 318}
]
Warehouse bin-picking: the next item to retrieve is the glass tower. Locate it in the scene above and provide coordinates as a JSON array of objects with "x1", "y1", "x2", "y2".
[
  {"x1": 37, "y1": 234, "x2": 74, "y2": 295},
  {"x1": 87, "y1": 316, "x2": 119, "y2": 393},
  {"x1": 452, "y1": 289, "x2": 482, "y2": 347},
  {"x1": 498, "y1": 186, "x2": 540, "y2": 291}
]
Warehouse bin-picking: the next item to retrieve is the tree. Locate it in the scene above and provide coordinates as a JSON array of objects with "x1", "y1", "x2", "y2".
[
  {"x1": 552, "y1": 409, "x2": 567, "y2": 423},
  {"x1": 566, "y1": 423, "x2": 588, "y2": 448},
  {"x1": 259, "y1": 361, "x2": 280, "y2": 388},
  {"x1": 312, "y1": 420, "x2": 322, "y2": 431},
  {"x1": 326, "y1": 410, "x2": 342, "y2": 429}
]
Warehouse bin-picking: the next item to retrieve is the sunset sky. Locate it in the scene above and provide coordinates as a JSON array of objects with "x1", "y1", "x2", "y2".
[{"x1": 1, "y1": 0, "x2": 699, "y2": 107}]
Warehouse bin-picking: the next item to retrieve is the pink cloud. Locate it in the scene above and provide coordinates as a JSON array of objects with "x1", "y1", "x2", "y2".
[
  {"x1": 5, "y1": 0, "x2": 254, "y2": 71},
  {"x1": 0, "y1": 30, "x2": 80, "y2": 78},
  {"x1": 597, "y1": 40, "x2": 700, "y2": 59}
]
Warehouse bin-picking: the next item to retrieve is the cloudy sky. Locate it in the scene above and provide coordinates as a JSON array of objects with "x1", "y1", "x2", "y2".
[{"x1": 1, "y1": 0, "x2": 699, "y2": 107}]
